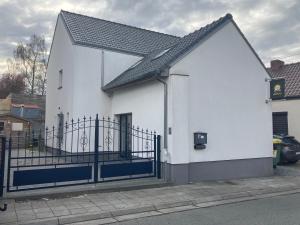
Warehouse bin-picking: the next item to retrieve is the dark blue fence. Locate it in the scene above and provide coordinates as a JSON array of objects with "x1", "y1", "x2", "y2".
[{"x1": 6, "y1": 115, "x2": 161, "y2": 192}]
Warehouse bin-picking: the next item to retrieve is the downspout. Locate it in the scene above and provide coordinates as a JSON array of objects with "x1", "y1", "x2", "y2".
[
  {"x1": 156, "y1": 78, "x2": 168, "y2": 150},
  {"x1": 101, "y1": 50, "x2": 105, "y2": 88}
]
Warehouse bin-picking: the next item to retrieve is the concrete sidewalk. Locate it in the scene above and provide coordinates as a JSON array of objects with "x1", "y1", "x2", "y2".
[{"x1": 2, "y1": 175, "x2": 300, "y2": 225}]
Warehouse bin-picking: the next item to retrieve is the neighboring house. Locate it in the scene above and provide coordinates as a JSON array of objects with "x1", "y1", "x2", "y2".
[
  {"x1": 268, "y1": 60, "x2": 300, "y2": 139},
  {"x1": 0, "y1": 114, "x2": 31, "y2": 148},
  {"x1": 46, "y1": 11, "x2": 273, "y2": 184},
  {"x1": 0, "y1": 93, "x2": 45, "y2": 131}
]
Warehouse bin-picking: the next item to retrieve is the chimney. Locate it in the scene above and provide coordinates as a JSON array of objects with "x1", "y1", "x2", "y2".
[
  {"x1": 270, "y1": 59, "x2": 284, "y2": 71},
  {"x1": 20, "y1": 105, "x2": 24, "y2": 117}
]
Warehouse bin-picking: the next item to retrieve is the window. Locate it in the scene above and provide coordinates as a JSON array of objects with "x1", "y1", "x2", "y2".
[
  {"x1": 0, "y1": 122, "x2": 4, "y2": 132},
  {"x1": 58, "y1": 69, "x2": 63, "y2": 89},
  {"x1": 152, "y1": 48, "x2": 170, "y2": 60},
  {"x1": 128, "y1": 59, "x2": 143, "y2": 69}
]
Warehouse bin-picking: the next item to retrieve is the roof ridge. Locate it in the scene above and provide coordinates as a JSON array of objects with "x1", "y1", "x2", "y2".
[
  {"x1": 267, "y1": 61, "x2": 300, "y2": 69},
  {"x1": 60, "y1": 10, "x2": 180, "y2": 39}
]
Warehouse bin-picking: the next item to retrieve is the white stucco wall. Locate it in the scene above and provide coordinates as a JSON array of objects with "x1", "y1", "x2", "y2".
[
  {"x1": 46, "y1": 15, "x2": 144, "y2": 125},
  {"x1": 272, "y1": 99, "x2": 300, "y2": 140},
  {"x1": 46, "y1": 15, "x2": 146, "y2": 152},
  {"x1": 111, "y1": 80, "x2": 164, "y2": 150},
  {"x1": 103, "y1": 50, "x2": 142, "y2": 85},
  {"x1": 46, "y1": 15, "x2": 75, "y2": 130},
  {"x1": 71, "y1": 46, "x2": 142, "y2": 120},
  {"x1": 169, "y1": 21, "x2": 273, "y2": 164}
]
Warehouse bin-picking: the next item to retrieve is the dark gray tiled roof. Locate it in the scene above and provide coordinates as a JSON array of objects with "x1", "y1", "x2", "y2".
[
  {"x1": 268, "y1": 62, "x2": 300, "y2": 98},
  {"x1": 103, "y1": 13, "x2": 233, "y2": 91},
  {"x1": 60, "y1": 10, "x2": 180, "y2": 55}
]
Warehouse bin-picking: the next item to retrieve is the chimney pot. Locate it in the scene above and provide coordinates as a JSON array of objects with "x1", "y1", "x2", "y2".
[{"x1": 271, "y1": 60, "x2": 284, "y2": 71}]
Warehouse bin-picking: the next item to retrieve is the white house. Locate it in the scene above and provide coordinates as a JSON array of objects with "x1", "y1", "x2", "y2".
[
  {"x1": 269, "y1": 60, "x2": 300, "y2": 140},
  {"x1": 46, "y1": 11, "x2": 273, "y2": 184}
]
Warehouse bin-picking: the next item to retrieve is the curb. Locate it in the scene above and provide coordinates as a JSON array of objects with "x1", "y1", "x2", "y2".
[
  {"x1": 8, "y1": 180, "x2": 170, "y2": 201},
  {"x1": 4, "y1": 187, "x2": 300, "y2": 225}
]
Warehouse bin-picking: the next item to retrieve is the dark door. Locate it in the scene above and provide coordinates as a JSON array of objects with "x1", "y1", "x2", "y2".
[
  {"x1": 119, "y1": 114, "x2": 132, "y2": 159},
  {"x1": 57, "y1": 113, "x2": 64, "y2": 150},
  {"x1": 272, "y1": 112, "x2": 288, "y2": 135}
]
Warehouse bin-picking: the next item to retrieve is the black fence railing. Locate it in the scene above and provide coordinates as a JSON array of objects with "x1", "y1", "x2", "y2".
[{"x1": 5, "y1": 114, "x2": 161, "y2": 192}]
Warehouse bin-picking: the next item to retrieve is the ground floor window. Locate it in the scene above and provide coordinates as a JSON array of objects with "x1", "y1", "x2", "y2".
[{"x1": 272, "y1": 112, "x2": 288, "y2": 135}]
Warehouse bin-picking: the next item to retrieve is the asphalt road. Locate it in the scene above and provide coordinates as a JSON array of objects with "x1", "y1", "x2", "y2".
[{"x1": 112, "y1": 193, "x2": 300, "y2": 225}]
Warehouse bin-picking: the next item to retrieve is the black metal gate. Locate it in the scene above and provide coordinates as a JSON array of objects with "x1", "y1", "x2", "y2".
[{"x1": 6, "y1": 114, "x2": 161, "y2": 192}]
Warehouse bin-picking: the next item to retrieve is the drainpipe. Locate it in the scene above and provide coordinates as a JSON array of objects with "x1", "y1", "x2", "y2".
[
  {"x1": 101, "y1": 50, "x2": 105, "y2": 88},
  {"x1": 156, "y1": 78, "x2": 168, "y2": 150}
]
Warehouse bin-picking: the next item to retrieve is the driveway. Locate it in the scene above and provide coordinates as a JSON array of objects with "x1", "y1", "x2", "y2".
[{"x1": 274, "y1": 161, "x2": 300, "y2": 176}]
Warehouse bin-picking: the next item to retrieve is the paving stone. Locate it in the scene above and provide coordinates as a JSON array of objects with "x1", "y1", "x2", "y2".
[
  {"x1": 155, "y1": 200, "x2": 193, "y2": 210},
  {"x1": 58, "y1": 212, "x2": 111, "y2": 224},
  {"x1": 31, "y1": 201, "x2": 49, "y2": 209},
  {"x1": 69, "y1": 207, "x2": 88, "y2": 215},
  {"x1": 0, "y1": 212, "x2": 18, "y2": 224},
  {"x1": 110, "y1": 205, "x2": 156, "y2": 217},
  {"x1": 115, "y1": 211, "x2": 162, "y2": 222},
  {"x1": 16, "y1": 209, "x2": 35, "y2": 216},
  {"x1": 158, "y1": 205, "x2": 198, "y2": 214},
  {"x1": 52, "y1": 209, "x2": 71, "y2": 217},
  {"x1": 18, "y1": 217, "x2": 58, "y2": 225},
  {"x1": 17, "y1": 213, "x2": 37, "y2": 221},
  {"x1": 33, "y1": 208, "x2": 53, "y2": 214},
  {"x1": 35, "y1": 211, "x2": 55, "y2": 219},
  {"x1": 68, "y1": 217, "x2": 117, "y2": 225}
]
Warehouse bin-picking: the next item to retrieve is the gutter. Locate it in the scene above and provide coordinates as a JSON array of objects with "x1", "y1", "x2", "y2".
[{"x1": 156, "y1": 77, "x2": 168, "y2": 149}]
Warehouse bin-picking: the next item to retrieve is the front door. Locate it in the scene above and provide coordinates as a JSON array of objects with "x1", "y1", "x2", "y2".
[
  {"x1": 57, "y1": 113, "x2": 64, "y2": 151},
  {"x1": 119, "y1": 113, "x2": 132, "y2": 159}
]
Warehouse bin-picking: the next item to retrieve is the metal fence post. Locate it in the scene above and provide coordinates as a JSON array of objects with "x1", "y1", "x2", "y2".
[
  {"x1": 157, "y1": 135, "x2": 161, "y2": 179},
  {"x1": 0, "y1": 137, "x2": 6, "y2": 197},
  {"x1": 94, "y1": 114, "x2": 99, "y2": 183},
  {"x1": 154, "y1": 134, "x2": 157, "y2": 177},
  {"x1": 6, "y1": 137, "x2": 11, "y2": 193}
]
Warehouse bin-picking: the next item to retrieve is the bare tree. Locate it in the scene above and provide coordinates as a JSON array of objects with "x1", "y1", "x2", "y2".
[
  {"x1": 0, "y1": 73, "x2": 26, "y2": 98},
  {"x1": 14, "y1": 34, "x2": 47, "y2": 95}
]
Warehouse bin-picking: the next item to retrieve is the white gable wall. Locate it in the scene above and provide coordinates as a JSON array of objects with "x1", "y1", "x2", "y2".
[
  {"x1": 103, "y1": 50, "x2": 142, "y2": 85},
  {"x1": 46, "y1": 15, "x2": 75, "y2": 130},
  {"x1": 46, "y1": 16, "x2": 144, "y2": 127},
  {"x1": 169, "y1": 21, "x2": 273, "y2": 164}
]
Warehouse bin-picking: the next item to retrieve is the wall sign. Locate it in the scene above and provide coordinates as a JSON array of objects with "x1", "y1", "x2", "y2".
[
  {"x1": 270, "y1": 78, "x2": 285, "y2": 99},
  {"x1": 12, "y1": 123, "x2": 23, "y2": 131}
]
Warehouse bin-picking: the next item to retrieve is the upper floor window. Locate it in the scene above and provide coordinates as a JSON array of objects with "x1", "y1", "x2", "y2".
[{"x1": 58, "y1": 69, "x2": 63, "y2": 89}]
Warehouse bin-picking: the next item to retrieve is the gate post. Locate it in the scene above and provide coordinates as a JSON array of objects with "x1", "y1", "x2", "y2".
[
  {"x1": 157, "y1": 135, "x2": 161, "y2": 179},
  {"x1": 94, "y1": 114, "x2": 99, "y2": 183},
  {"x1": 0, "y1": 137, "x2": 6, "y2": 197}
]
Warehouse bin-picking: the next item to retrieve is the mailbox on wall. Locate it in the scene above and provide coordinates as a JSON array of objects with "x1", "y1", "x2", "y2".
[{"x1": 194, "y1": 132, "x2": 207, "y2": 150}]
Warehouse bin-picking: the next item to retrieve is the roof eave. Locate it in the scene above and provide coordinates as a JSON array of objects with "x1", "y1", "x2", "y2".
[{"x1": 102, "y1": 70, "x2": 161, "y2": 92}]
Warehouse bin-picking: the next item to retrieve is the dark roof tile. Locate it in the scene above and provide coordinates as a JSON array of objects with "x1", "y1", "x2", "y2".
[
  {"x1": 61, "y1": 10, "x2": 180, "y2": 55},
  {"x1": 103, "y1": 14, "x2": 232, "y2": 91},
  {"x1": 268, "y1": 62, "x2": 300, "y2": 98}
]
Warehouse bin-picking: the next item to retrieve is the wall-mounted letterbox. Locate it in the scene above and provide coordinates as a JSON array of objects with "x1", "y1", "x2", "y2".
[{"x1": 194, "y1": 132, "x2": 207, "y2": 150}]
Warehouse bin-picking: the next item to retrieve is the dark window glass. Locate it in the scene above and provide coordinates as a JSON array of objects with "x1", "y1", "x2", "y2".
[{"x1": 0, "y1": 122, "x2": 4, "y2": 132}]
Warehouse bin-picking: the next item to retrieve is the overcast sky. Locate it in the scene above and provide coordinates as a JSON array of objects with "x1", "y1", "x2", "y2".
[{"x1": 0, "y1": 0, "x2": 300, "y2": 73}]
